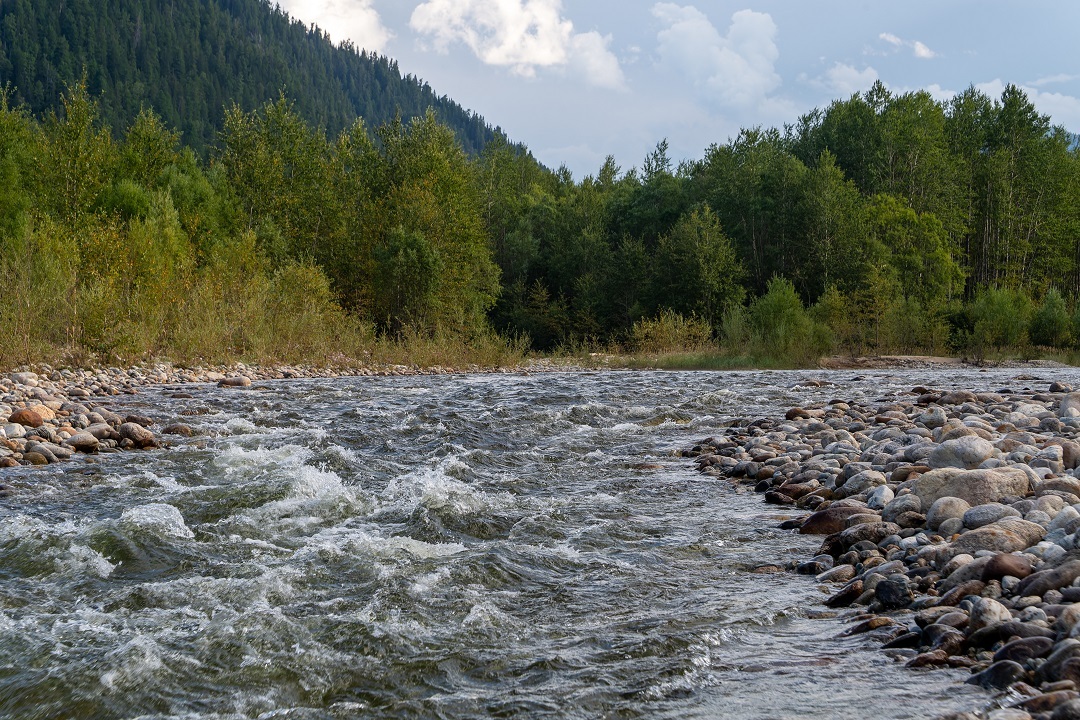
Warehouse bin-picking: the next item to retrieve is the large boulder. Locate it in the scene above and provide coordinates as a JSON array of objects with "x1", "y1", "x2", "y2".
[
  {"x1": 898, "y1": 467, "x2": 1030, "y2": 507},
  {"x1": 1061, "y1": 393, "x2": 1080, "y2": 418},
  {"x1": 947, "y1": 517, "x2": 1047, "y2": 558},
  {"x1": 927, "y1": 436, "x2": 996, "y2": 470}
]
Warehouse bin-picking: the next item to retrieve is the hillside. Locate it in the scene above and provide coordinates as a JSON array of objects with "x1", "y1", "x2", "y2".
[{"x1": 0, "y1": 0, "x2": 498, "y2": 154}]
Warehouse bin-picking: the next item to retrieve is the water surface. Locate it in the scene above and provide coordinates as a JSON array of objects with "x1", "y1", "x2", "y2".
[{"x1": 3, "y1": 368, "x2": 1056, "y2": 719}]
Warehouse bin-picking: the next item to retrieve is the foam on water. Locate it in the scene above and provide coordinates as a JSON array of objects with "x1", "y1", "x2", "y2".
[
  {"x1": 4, "y1": 368, "x2": 1054, "y2": 719},
  {"x1": 119, "y1": 504, "x2": 195, "y2": 540}
]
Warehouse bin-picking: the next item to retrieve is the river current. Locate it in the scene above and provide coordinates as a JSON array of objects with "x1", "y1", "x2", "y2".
[{"x1": 6, "y1": 367, "x2": 1062, "y2": 719}]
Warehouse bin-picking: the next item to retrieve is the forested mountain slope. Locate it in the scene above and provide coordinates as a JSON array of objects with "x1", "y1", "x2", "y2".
[{"x1": 0, "y1": 0, "x2": 498, "y2": 154}]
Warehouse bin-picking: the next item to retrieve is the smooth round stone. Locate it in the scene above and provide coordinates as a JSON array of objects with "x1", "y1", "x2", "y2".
[
  {"x1": 938, "y1": 517, "x2": 964, "y2": 537},
  {"x1": 927, "y1": 496, "x2": 972, "y2": 531},
  {"x1": 866, "y1": 485, "x2": 895, "y2": 510},
  {"x1": 964, "y1": 502, "x2": 1021, "y2": 529},
  {"x1": 968, "y1": 596, "x2": 1013, "y2": 632},
  {"x1": 1026, "y1": 510, "x2": 1054, "y2": 527},
  {"x1": 983, "y1": 553, "x2": 1034, "y2": 581}
]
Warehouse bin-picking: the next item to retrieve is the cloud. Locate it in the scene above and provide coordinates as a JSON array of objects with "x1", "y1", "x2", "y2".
[
  {"x1": 878, "y1": 32, "x2": 936, "y2": 60},
  {"x1": 912, "y1": 41, "x2": 936, "y2": 59},
  {"x1": 409, "y1": 0, "x2": 625, "y2": 89},
  {"x1": 275, "y1": 0, "x2": 392, "y2": 52},
  {"x1": 976, "y1": 79, "x2": 1080, "y2": 130},
  {"x1": 821, "y1": 62, "x2": 879, "y2": 96},
  {"x1": 1031, "y1": 73, "x2": 1078, "y2": 87},
  {"x1": 652, "y1": 4, "x2": 781, "y2": 108}
]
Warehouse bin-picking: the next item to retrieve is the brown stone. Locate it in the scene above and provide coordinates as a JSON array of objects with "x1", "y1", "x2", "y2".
[
  {"x1": 983, "y1": 552, "x2": 1035, "y2": 581},
  {"x1": 8, "y1": 409, "x2": 43, "y2": 428},
  {"x1": 800, "y1": 505, "x2": 870, "y2": 535},
  {"x1": 22, "y1": 451, "x2": 48, "y2": 465},
  {"x1": 117, "y1": 422, "x2": 157, "y2": 449}
]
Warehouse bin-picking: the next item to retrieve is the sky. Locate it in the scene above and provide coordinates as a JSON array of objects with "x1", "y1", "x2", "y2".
[{"x1": 275, "y1": 0, "x2": 1080, "y2": 178}]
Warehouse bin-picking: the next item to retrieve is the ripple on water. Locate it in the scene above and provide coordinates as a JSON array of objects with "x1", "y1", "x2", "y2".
[{"x1": 2, "y1": 368, "x2": 1056, "y2": 719}]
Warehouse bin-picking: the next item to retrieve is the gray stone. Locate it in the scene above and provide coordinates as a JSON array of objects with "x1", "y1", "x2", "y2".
[
  {"x1": 866, "y1": 485, "x2": 895, "y2": 510},
  {"x1": 882, "y1": 494, "x2": 922, "y2": 524},
  {"x1": 968, "y1": 596, "x2": 1013, "y2": 632},
  {"x1": 926, "y1": 496, "x2": 972, "y2": 531},
  {"x1": 948, "y1": 518, "x2": 1048, "y2": 558},
  {"x1": 928, "y1": 436, "x2": 997, "y2": 469},
  {"x1": 899, "y1": 467, "x2": 1031, "y2": 507},
  {"x1": 963, "y1": 502, "x2": 1022, "y2": 529}
]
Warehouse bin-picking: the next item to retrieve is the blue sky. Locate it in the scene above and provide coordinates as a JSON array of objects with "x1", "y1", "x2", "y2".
[{"x1": 276, "y1": 1, "x2": 1080, "y2": 177}]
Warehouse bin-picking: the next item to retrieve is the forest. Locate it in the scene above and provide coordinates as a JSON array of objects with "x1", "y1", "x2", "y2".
[
  {"x1": 0, "y1": 0, "x2": 498, "y2": 155},
  {"x1": 1, "y1": 77, "x2": 1078, "y2": 369}
]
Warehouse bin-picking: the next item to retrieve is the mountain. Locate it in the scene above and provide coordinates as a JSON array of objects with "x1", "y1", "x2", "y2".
[{"x1": 0, "y1": 0, "x2": 499, "y2": 154}]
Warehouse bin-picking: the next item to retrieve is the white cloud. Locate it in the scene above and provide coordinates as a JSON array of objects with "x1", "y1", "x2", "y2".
[
  {"x1": 275, "y1": 0, "x2": 392, "y2": 52},
  {"x1": 878, "y1": 32, "x2": 936, "y2": 60},
  {"x1": 1032, "y1": 73, "x2": 1078, "y2": 87},
  {"x1": 409, "y1": 0, "x2": 624, "y2": 89},
  {"x1": 652, "y1": 4, "x2": 781, "y2": 108},
  {"x1": 912, "y1": 41, "x2": 936, "y2": 59},
  {"x1": 821, "y1": 62, "x2": 879, "y2": 96},
  {"x1": 976, "y1": 78, "x2": 1080, "y2": 130}
]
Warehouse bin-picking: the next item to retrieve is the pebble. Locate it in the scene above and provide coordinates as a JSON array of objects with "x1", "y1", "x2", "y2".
[{"x1": 685, "y1": 380, "x2": 1080, "y2": 720}]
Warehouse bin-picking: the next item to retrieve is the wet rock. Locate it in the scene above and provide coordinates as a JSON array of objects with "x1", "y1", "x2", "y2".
[
  {"x1": 800, "y1": 505, "x2": 871, "y2": 535},
  {"x1": 875, "y1": 575, "x2": 914, "y2": 609},
  {"x1": 825, "y1": 579, "x2": 864, "y2": 608},
  {"x1": 22, "y1": 451, "x2": 48, "y2": 465},
  {"x1": 817, "y1": 564, "x2": 857, "y2": 583},
  {"x1": 1052, "y1": 700, "x2": 1080, "y2": 720},
  {"x1": 994, "y1": 637, "x2": 1055, "y2": 665},
  {"x1": 117, "y1": 422, "x2": 157, "y2": 449},
  {"x1": 218, "y1": 376, "x2": 252, "y2": 388},
  {"x1": 1017, "y1": 691, "x2": 1080, "y2": 713},
  {"x1": 966, "y1": 660, "x2": 1028, "y2": 689},
  {"x1": 124, "y1": 414, "x2": 154, "y2": 427},
  {"x1": 162, "y1": 423, "x2": 194, "y2": 437}
]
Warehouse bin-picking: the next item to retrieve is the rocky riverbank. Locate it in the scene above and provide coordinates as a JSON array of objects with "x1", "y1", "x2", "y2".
[{"x1": 685, "y1": 379, "x2": 1080, "y2": 720}]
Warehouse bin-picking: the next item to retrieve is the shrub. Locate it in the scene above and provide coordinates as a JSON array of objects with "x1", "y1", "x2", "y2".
[
  {"x1": 969, "y1": 287, "x2": 1032, "y2": 356},
  {"x1": 1030, "y1": 288, "x2": 1071, "y2": 348},
  {"x1": 630, "y1": 309, "x2": 713, "y2": 353}
]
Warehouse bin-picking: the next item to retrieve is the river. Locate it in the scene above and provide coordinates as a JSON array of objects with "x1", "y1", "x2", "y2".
[{"x1": 4, "y1": 367, "x2": 1053, "y2": 719}]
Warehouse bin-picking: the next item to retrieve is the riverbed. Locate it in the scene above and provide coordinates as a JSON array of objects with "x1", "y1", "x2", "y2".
[{"x1": 2, "y1": 368, "x2": 1048, "y2": 719}]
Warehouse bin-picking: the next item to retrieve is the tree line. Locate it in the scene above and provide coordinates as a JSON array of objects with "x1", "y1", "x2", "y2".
[
  {"x1": 0, "y1": 0, "x2": 499, "y2": 156},
  {"x1": 1, "y1": 79, "x2": 1078, "y2": 368}
]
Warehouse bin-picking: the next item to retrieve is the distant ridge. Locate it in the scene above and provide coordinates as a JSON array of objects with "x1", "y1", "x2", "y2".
[{"x1": 0, "y1": 0, "x2": 501, "y2": 153}]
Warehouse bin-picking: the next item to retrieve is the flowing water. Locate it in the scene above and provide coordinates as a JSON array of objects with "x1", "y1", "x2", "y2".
[{"x1": 5, "y1": 367, "x2": 1066, "y2": 720}]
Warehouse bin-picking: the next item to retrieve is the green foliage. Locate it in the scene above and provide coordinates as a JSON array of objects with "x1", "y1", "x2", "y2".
[
  {"x1": 744, "y1": 278, "x2": 831, "y2": 364},
  {"x1": 969, "y1": 287, "x2": 1033, "y2": 355},
  {"x1": 1031, "y1": 288, "x2": 1072, "y2": 348},
  {"x1": 0, "y1": 0, "x2": 501, "y2": 156},
  {"x1": 629, "y1": 310, "x2": 713, "y2": 353},
  {"x1": 652, "y1": 205, "x2": 745, "y2": 323}
]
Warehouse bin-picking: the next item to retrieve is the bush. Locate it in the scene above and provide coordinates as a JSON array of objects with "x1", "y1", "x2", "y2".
[
  {"x1": 748, "y1": 277, "x2": 831, "y2": 363},
  {"x1": 630, "y1": 309, "x2": 713, "y2": 353},
  {"x1": 1031, "y1": 288, "x2": 1071, "y2": 348},
  {"x1": 969, "y1": 287, "x2": 1032, "y2": 356}
]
